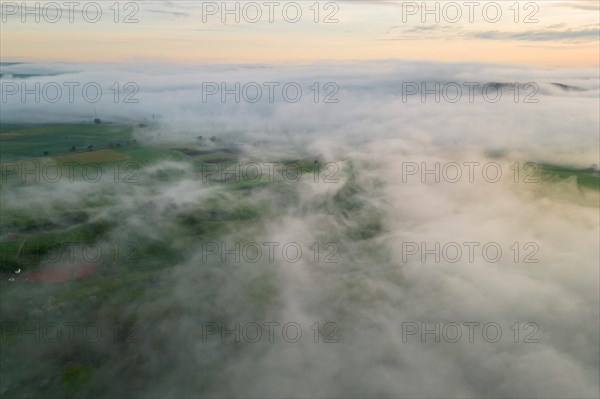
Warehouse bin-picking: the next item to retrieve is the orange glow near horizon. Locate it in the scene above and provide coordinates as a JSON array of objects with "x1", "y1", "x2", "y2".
[{"x1": 1, "y1": 1, "x2": 598, "y2": 66}]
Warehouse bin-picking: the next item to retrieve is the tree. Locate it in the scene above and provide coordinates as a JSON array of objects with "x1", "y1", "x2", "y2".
[
  {"x1": 43, "y1": 151, "x2": 49, "y2": 156},
  {"x1": 87, "y1": 145, "x2": 94, "y2": 151},
  {"x1": 70, "y1": 146, "x2": 76, "y2": 152},
  {"x1": 94, "y1": 118, "x2": 101, "y2": 124},
  {"x1": 210, "y1": 136, "x2": 217, "y2": 142}
]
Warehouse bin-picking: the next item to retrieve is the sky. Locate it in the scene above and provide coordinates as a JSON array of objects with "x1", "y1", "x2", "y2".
[{"x1": 1, "y1": 0, "x2": 599, "y2": 66}]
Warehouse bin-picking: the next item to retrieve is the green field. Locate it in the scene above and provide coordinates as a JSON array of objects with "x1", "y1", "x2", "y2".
[
  {"x1": 116, "y1": 146, "x2": 190, "y2": 165},
  {"x1": 0, "y1": 123, "x2": 270, "y2": 277},
  {"x1": 0, "y1": 123, "x2": 136, "y2": 160},
  {"x1": 539, "y1": 164, "x2": 600, "y2": 190}
]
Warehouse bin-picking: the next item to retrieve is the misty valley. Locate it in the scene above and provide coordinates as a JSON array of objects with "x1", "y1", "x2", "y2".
[{"x1": 1, "y1": 110, "x2": 598, "y2": 396}]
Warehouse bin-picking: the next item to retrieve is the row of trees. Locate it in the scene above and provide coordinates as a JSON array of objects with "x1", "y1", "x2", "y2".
[{"x1": 42, "y1": 140, "x2": 138, "y2": 156}]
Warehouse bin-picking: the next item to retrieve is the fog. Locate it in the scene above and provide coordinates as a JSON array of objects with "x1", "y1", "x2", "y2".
[{"x1": 0, "y1": 60, "x2": 598, "y2": 398}]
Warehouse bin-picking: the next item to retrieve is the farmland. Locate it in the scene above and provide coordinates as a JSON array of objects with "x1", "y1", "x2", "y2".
[
  {"x1": 2, "y1": 123, "x2": 598, "y2": 276},
  {"x1": 0, "y1": 123, "x2": 136, "y2": 161},
  {"x1": 0, "y1": 122, "x2": 598, "y2": 398}
]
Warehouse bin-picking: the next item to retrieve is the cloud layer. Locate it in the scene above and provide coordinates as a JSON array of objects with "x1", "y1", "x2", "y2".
[{"x1": 1, "y1": 60, "x2": 598, "y2": 398}]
